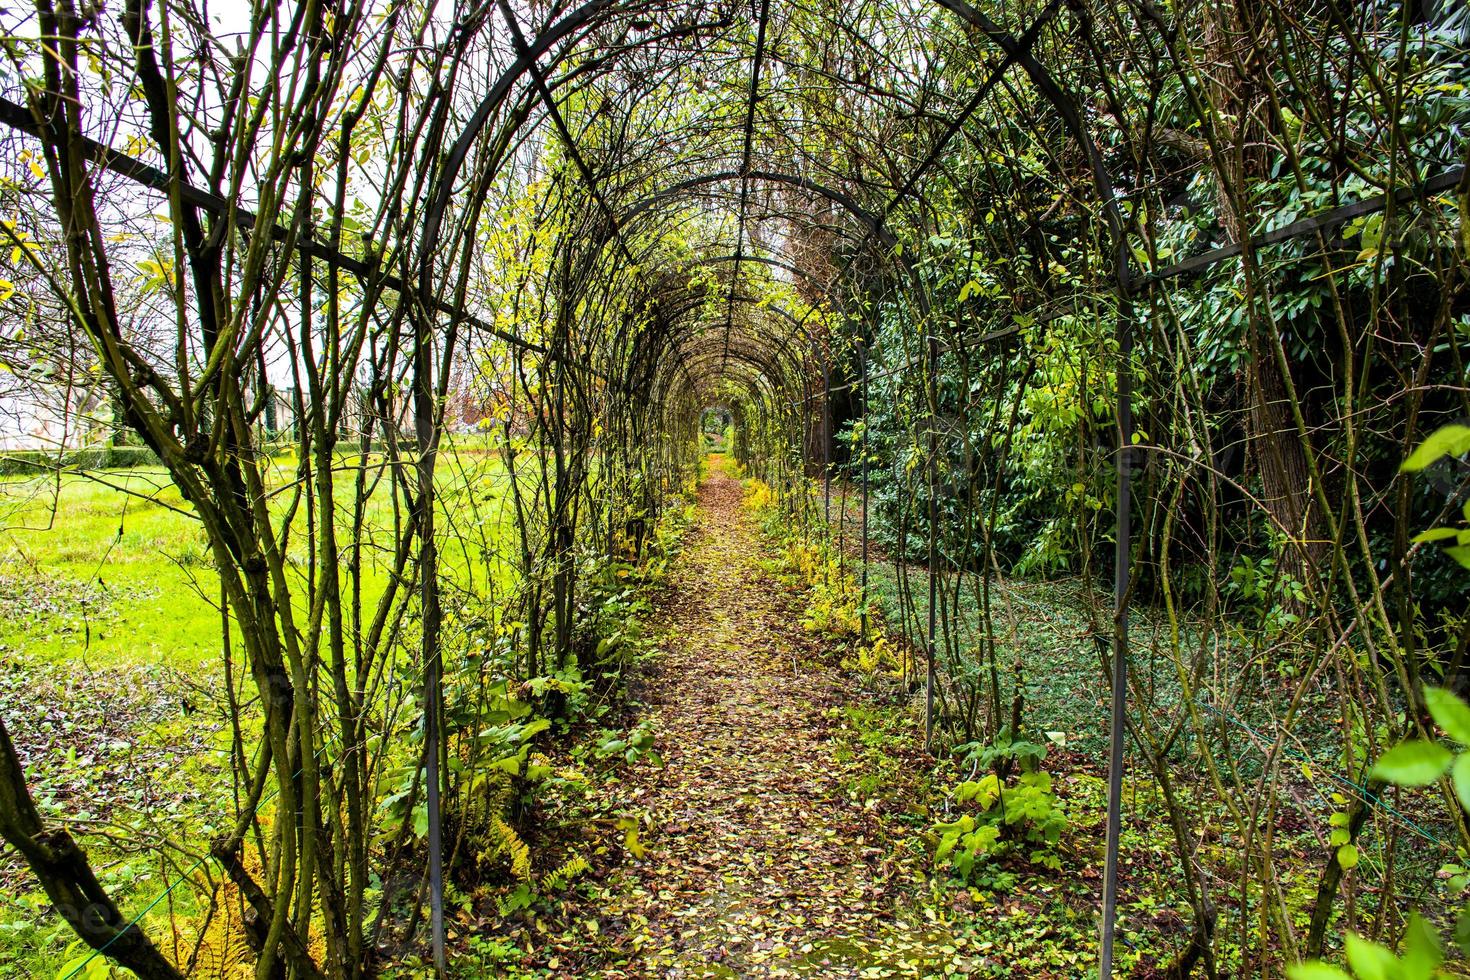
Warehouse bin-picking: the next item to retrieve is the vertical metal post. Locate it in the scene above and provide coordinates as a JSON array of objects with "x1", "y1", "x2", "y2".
[
  {"x1": 925, "y1": 332, "x2": 938, "y2": 752},
  {"x1": 1100, "y1": 301, "x2": 1133, "y2": 979},
  {"x1": 425, "y1": 631, "x2": 446, "y2": 977},
  {"x1": 411, "y1": 302, "x2": 447, "y2": 977},
  {"x1": 860, "y1": 338, "x2": 869, "y2": 637},
  {"x1": 823, "y1": 346, "x2": 832, "y2": 525}
]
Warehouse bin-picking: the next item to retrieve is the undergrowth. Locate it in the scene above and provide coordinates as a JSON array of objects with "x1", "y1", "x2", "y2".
[
  {"x1": 391, "y1": 495, "x2": 699, "y2": 978},
  {"x1": 745, "y1": 477, "x2": 906, "y2": 683},
  {"x1": 737, "y1": 474, "x2": 1290, "y2": 976}
]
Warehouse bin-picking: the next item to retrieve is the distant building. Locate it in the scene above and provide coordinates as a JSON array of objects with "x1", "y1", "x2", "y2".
[{"x1": 0, "y1": 384, "x2": 111, "y2": 451}]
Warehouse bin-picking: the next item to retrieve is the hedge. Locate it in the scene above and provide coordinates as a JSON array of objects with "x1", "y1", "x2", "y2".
[
  {"x1": 0, "y1": 446, "x2": 162, "y2": 476},
  {"x1": 0, "y1": 440, "x2": 428, "y2": 476}
]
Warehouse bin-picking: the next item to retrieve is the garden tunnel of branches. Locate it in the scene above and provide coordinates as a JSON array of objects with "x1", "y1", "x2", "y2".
[{"x1": 0, "y1": 0, "x2": 1469, "y2": 977}]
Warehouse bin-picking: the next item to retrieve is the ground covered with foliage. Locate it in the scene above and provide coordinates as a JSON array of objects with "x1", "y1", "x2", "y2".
[
  {"x1": 429, "y1": 458, "x2": 1281, "y2": 979},
  {"x1": 4, "y1": 449, "x2": 1467, "y2": 979}
]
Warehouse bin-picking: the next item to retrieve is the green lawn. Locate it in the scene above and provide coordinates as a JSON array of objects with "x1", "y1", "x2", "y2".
[
  {"x1": 0, "y1": 446, "x2": 520, "y2": 669},
  {"x1": 0, "y1": 446, "x2": 524, "y2": 976},
  {"x1": 0, "y1": 467, "x2": 223, "y2": 667}
]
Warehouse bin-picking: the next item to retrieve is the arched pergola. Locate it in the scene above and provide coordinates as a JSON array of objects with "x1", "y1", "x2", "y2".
[{"x1": 11, "y1": 1, "x2": 1454, "y2": 977}]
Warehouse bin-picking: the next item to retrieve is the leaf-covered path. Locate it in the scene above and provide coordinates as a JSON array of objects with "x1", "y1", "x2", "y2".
[{"x1": 576, "y1": 458, "x2": 974, "y2": 979}]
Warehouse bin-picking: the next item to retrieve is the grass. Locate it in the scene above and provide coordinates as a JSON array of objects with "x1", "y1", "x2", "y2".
[
  {"x1": 0, "y1": 443, "x2": 522, "y2": 669},
  {"x1": 0, "y1": 467, "x2": 223, "y2": 668},
  {"x1": 0, "y1": 444, "x2": 528, "y2": 977}
]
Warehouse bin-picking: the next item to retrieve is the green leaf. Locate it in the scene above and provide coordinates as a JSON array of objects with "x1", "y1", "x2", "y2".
[
  {"x1": 56, "y1": 953, "x2": 95, "y2": 980},
  {"x1": 1401, "y1": 913, "x2": 1443, "y2": 980},
  {"x1": 1285, "y1": 963, "x2": 1350, "y2": 980},
  {"x1": 1454, "y1": 903, "x2": 1470, "y2": 955},
  {"x1": 1426, "y1": 687, "x2": 1470, "y2": 744},
  {"x1": 1370, "y1": 740, "x2": 1452, "y2": 786},
  {"x1": 971, "y1": 824, "x2": 1000, "y2": 852},
  {"x1": 1329, "y1": 828, "x2": 1350, "y2": 847},
  {"x1": 1336, "y1": 844, "x2": 1359, "y2": 870},
  {"x1": 1402, "y1": 424, "x2": 1470, "y2": 471},
  {"x1": 412, "y1": 801, "x2": 428, "y2": 838},
  {"x1": 1344, "y1": 932, "x2": 1397, "y2": 980},
  {"x1": 1412, "y1": 527, "x2": 1461, "y2": 543}
]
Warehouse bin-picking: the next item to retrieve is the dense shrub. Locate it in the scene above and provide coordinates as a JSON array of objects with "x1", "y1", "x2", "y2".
[{"x1": 0, "y1": 446, "x2": 162, "y2": 475}]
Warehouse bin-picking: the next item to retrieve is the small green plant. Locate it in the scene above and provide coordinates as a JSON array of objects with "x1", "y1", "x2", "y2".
[
  {"x1": 1292, "y1": 685, "x2": 1470, "y2": 978},
  {"x1": 933, "y1": 733, "x2": 1068, "y2": 884},
  {"x1": 934, "y1": 811, "x2": 1001, "y2": 880},
  {"x1": 955, "y1": 728, "x2": 1048, "y2": 775},
  {"x1": 492, "y1": 852, "x2": 592, "y2": 918},
  {"x1": 1225, "y1": 548, "x2": 1305, "y2": 632},
  {"x1": 584, "y1": 719, "x2": 663, "y2": 768}
]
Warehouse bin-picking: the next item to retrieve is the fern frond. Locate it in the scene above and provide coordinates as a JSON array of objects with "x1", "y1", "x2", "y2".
[
  {"x1": 540, "y1": 854, "x2": 590, "y2": 893},
  {"x1": 174, "y1": 882, "x2": 256, "y2": 978},
  {"x1": 488, "y1": 814, "x2": 532, "y2": 881}
]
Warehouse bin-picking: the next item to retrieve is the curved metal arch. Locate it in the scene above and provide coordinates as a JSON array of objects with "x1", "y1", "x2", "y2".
[
  {"x1": 413, "y1": 0, "x2": 1129, "y2": 323},
  {"x1": 658, "y1": 289, "x2": 821, "y2": 340},
  {"x1": 665, "y1": 347, "x2": 787, "y2": 401},
  {"x1": 654, "y1": 347, "x2": 782, "y2": 414},
  {"x1": 662, "y1": 316, "x2": 804, "y2": 359},
  {"x1": 677, "y1": 343, "x2": 786, "y2": 382},
  {"x1": 684, "y1": 253, "x2": 831, "y2": 289},
  {"x1": 932, "y1": 0, "x2": 1127, "y2": 292},
  {"x1": 418, "y1": 0, "x2": 626, "y2": 300},
  {"x1": 649, "y1": 307, "x2": 817, "y2": 393},
  {"x1": 414, "y1": 17, "x2": 892, "y2": 314},
  {"x1": 650, "y1": 295, "x2": 814, "y2": 379},
  {"x1": 621, "y1": 185, "x2": 871, "y2": 261},
  {"x1": 653, "y1": 331, "x2": 819, "y2": 435},
  {"x1": 621, "y1": 287, "x2": 810, "y2": 394},
  {"x1": 619, "y1": 170, "x2": 897, "y2": 252},
  {"x1": 652, "y1": 323, "x2": 802, "y2": 396},
  {"x1": 650, "y1": 293, "x2": 823, "y2": 392},
  {"x1": 677, "y1": 330, "x2": 798, "y2": 368}
]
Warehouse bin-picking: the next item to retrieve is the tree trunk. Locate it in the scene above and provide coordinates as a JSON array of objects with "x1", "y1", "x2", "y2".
[
  {"x1": 1202, "y1": 1, "x2": 1326, "y2": 588},
  {"x1": 0, "y1": 716, "x2": 183, "y2": 980}
]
